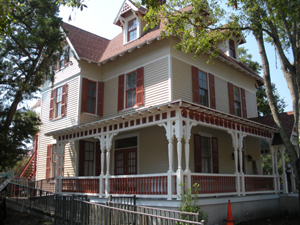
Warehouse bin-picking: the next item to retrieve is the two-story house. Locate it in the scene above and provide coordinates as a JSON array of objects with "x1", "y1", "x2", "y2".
[{"x1": 35, "y1": 0, "x2": 297, "y2": 223}]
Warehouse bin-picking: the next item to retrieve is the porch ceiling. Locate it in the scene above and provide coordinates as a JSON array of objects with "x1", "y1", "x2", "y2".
[{"x1": 45, "y1": 100, "x2": 278, "y2": 141}]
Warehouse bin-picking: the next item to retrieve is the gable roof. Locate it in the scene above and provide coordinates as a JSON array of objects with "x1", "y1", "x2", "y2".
[
  {"x1": 249, "y1": 111, "x2": 295, "y2": 145},
  {"x1": 62, "y1": 22, "x2": 110, "y2": 62},
  {"x1": 62, "y1": 9, "x2": 263, "y2": 85}
]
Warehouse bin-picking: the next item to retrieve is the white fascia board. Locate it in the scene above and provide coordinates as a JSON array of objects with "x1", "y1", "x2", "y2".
[
  {"x1": 60, "y1": 27, "x2": 80, "y2": 61},
  {"x1": 113, "y1": 0, "x2": 139, "y2": 24}
]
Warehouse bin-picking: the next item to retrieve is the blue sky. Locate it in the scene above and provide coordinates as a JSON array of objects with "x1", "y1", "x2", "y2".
[{"x1": 58, "y1": 0, "x2": 293, "y2": 112}]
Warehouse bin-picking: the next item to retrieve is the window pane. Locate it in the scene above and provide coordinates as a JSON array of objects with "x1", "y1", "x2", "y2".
[
  {"x1": 128, "y1": 19, "x2": 137, "y2": 31},
  {"x1": 132, "y1": 89, "x2": 136, "y2": 106},
  {"x1": 85, "y1": 152, "x2": 89, "y2": 160},
  {"x1": 57, "y1": 103, "x2": 61, "y2": 116},
  {"x1": 127, "y1": 90, "x2": 132, "y2": 107},
  {"x1": 115, "y1": 137, "x2": 137, "y2": 149}
]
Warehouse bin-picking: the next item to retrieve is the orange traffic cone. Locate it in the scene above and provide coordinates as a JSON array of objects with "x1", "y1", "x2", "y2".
[{"x1": 223, "y1": 200, "x2": 234, "y2": 225}]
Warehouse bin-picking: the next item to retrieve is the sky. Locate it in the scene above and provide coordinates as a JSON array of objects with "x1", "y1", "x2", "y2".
[{"x1": 56, "y1": 0, "x2": 293, "y2": 112}]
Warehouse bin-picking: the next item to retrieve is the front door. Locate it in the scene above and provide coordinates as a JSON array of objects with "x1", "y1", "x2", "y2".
[{"x1": 115, "y1": 148, "x2": 137, "y2": 175}]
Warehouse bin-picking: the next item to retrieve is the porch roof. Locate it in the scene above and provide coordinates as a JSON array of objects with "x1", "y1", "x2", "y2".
[{"x1": 45, "y1": 100, "x2": 277, "y2": 140}]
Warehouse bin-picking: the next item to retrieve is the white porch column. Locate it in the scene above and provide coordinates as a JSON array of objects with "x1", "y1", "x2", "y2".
[
  {"x1": 105, "y1": 132, "x2": 118, "y2": 197},
  {"x1": 159, "y1": 121, "x2": 175, "y2": 200},
  {"x1": 279, "y1": 145, "x2": 288, "y2": 193},
  {"x1": 57, "y1": 142, "x2": 67, "y2": 194},
  {"x1": 227, "y1": 131, "x2": 241, "y2": 196},
  {"x1": 55, "y1": 141, "x2": 60, "y2": 193},
  {"x1": 96, "y1": 135, "x2": 106, "y2": 198}
]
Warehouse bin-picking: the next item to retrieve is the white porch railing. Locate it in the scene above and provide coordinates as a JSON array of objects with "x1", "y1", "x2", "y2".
[{"x1": 56, "y1": 172, "x2": 282, "y2": 199}]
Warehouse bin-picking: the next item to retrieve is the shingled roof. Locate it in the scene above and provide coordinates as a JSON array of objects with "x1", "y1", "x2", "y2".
[
  {"x1": 62, "y1": 23, "x2": 110, "y2": 62},
  {"x1": 249, "y1": 111, "x2": 295, "y2": 145}
]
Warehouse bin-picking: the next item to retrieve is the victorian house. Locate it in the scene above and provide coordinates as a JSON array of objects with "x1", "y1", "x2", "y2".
[{"x1": 35, "y1": 0, "x2": 298, "y2": 223}]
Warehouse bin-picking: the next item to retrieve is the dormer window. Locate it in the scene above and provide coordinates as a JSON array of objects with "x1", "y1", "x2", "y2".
[
  {"x1": 128, "y1": 19, "x2": 137, "y2": 42},
  {"x1": 229, "y1": 40, "x2": 236, "y2": 58}
]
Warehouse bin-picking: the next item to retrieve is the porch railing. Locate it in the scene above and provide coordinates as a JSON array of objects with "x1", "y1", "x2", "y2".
[
  {"x1": 191, "y1": 173, "x2": 236, "y2": 196},
  {"x1": 244, "y1": 175, "x2": 274, "y2": 192},
  {"x1": 62, "y1": 176, "x2": 99, "y2": 193},
  {"x1": 55, "y1": 172, "x2": 281, "y2": 199},
  {"x1": 109, "y1": 174, "x2": 168, "y2": 195}
]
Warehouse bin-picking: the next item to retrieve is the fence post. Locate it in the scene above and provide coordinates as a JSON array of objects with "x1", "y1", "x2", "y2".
[{"x1": 70, "y1": 195, "x2": 74, "y2": 225}]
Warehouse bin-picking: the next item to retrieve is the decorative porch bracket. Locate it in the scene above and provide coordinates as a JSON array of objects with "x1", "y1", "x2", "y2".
[{"x1": 227, "y1": 128, "x2": 247, "y2": 196}]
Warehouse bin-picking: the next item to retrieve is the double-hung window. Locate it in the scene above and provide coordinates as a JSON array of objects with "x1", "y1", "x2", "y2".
[
  {"x1": 192, "y1": 66, "x2": 216, "y2": 109},
  {"x1": 233, "y1": 86, "x2": 241, "y2": 116},
  {"x1": 128, "y1": 19, "x2": 137, "y2": 42},
  {"x1": 87, "y1": 81, "x2": 96, "y2": 113},
  {"x1": 228, "y1": 82, "x2": 247, "y2": 118},
  {"x1": 118, "y1": 67, "x2": 144, "y2": 111},
  {"x1": 197, "y1": 70, "x2": 208, "y2": 106},
  {"x1": 194, "y1": 134, "x2": 219, "y2": 173},
  {"x1": 78, "y1": 140, "x2": 101, "y2": 176},
  {"x1": 49, "y1": 84, "x2": 67, "y2": 120},
  {"x1": 56, "y1": 87, "x2": 63, "y2": 117},
  {"x1": 126, "y1": 71, "x2": 137, "y2": 108},
  {"x1": 81, "y1": 78, "x2": 104, "y2": 116}
]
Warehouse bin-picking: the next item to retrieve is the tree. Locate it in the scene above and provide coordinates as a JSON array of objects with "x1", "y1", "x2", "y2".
[
  {"x1": 238, "y1": 47, "x2": 286, "y2": 116},
  {"x1": 141, "y1": 0, "x2": 300, "y2": 210},
  {"x1": 0, "y1": 0, "x2": 66, "y2": 170}
]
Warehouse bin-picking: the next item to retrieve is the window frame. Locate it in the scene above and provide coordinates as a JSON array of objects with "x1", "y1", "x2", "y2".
[
  {"x1": 86, "y1": 80, "x2": 97, "y2": 114},
  {"x1": 229, "y1": 39, "x2": 236, "y2": 58},
  {"x1": 233, "y1": 85, "x2": 241, "y2": 117},
  {"x1": 126, "y1": 71, "x2": 137, "y2": 108},
  {"x1": 200, "y1": 136, "x2": 211, "y2": 173},
  {"x1": 56, "y1": 86, "x2": 63, "y2": 118},
  {"x1": 84, "y1": 141, "x2": 95, "y2": 176},
  {"x1": 197, "y1": 69, "x2": 209, "y2": 106},
  {"x1": 127, "y1": 18, "x2": 137, "y2": 42}
]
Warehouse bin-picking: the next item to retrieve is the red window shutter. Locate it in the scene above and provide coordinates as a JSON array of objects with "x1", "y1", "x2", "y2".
[
  {"x1": 61, "y1": 84, "x2": 67, "y2": 117},
  {"x1": 194, "y1": 134, "x2": 202, "y2": 173},
  {"x1": 81, "y1": 78, "x2": 88, "y2": 113},
  {"x1": 209, "y1": 73, "x2": 216, "y2": 109},
  {"x1": 58, "y1": 155, "x2": 61, "y2": 176},
  {"x1": 95, "y1": 141, "x2": 101, "y2": 176},
  {"x1": 212, "y1": 137, "x2": 219, "y2": 173},
  {"x1": 228, "y1": 82, "x2": 235, "y2": 115},
  {"x1": 78, "y1": 140, "x2": 85, "y2": 176},
  {"x1": 49, "y1": 89, "x2": 55, "y2": 120},
  {"x1": 118, "y1": 74, "x2": 125, "y2": 111},
  {"x1": 46, "y1": 145, "x2": 51, "y2": 178},
  {"x1": 136, "y1": 67, "x2": 144, "y2": 106},
  {"x1": 241, "y1": 88, "x2": 247, "y2": 118},
  {"x1": 192, "y1": 66, "x2": 199, "y2": 104},
  {"x1": 97, "y1": 82, "x2": 104, "y2": 116}
]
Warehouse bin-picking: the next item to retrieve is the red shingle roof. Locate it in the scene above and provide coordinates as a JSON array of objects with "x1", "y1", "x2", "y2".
[{"x1": 62, "y1": 22, "x2": 110, "y2": 62}]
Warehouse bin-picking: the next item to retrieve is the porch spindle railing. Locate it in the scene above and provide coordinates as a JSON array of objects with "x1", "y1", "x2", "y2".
[
  {"x1": 61, "y1": 177, "x2": 99, "y2": 193},
  {"x1": 191, "y1": 173, "x2": 236, "y2": 196},
  {"x1": 244, "y1": 175, "x2": 274, "y2": 192},
  {"x1": 110, "y1": 174, "x2": 167, "y2": 195}
]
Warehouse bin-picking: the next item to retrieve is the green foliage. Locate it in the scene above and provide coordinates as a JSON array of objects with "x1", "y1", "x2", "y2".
[
  {"x1": 238, "y1": 47, "x2": 262, "y2": 74},
  {"x1": 256, "y1": 84, "x2": 286, "y2": 116},
  {"x1": 178, "y1": 183, "x2": 208, "y2": 223},
  {"x1": 0, "y1": 108, "x2": 40, "y2": 171},
  {"x1": 262, "y1": 153, "x2": 289, "y2": 175}
]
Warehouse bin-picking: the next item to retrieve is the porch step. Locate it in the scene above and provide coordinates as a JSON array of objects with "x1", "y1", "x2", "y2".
[{"x1": 0, "y1": 178, "x2": 12, "y2": 192}]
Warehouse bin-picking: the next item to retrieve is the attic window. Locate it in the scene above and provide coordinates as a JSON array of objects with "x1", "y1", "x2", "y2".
[
  {"x1": 128, "y1": 19, "x2": 137, "y2": 42},
  {"x1": 229, "y1": 40, "x2": 236, "y2": 58}
]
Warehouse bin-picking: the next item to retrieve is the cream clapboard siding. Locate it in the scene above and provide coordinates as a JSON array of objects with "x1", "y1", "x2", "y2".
[
  {"x1": 102, "y1": 57, "x2": 170, "y2": 119},
  {"x1": 170, "y1": 37, "x2": 258, "y2": 114},
  {"x1": 244, "y1": 136, "x2": 261, "y2": 175},
  {"x1": 245, "y1": 89, "x2": 258, "y2": 118},
  {"x1": 109, "y1": 126, "x2": 169, "y2": 175},
  {"x1": 79, "y1": 61, "x2": 104, "y2": 125},
  {"x1": 63, "y1": 143, "x2": 76, "y2": 177},
  {"x1": 37, "y1": 75, "x2": 80, "y2": 180}
]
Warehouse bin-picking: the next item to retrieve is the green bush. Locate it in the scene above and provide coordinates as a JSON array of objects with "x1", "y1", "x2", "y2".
[{"x1": 178, "y1": 182, "x2": 208, "y2": 224}]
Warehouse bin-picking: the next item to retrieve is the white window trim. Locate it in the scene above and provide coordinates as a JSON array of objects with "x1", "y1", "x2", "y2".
[
  {"x1": 123, "y1": 14, "x2": 142, "y2": 45},
  {"x1": 113, "y1": 133, "x2": 139, "y2": 175}
]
